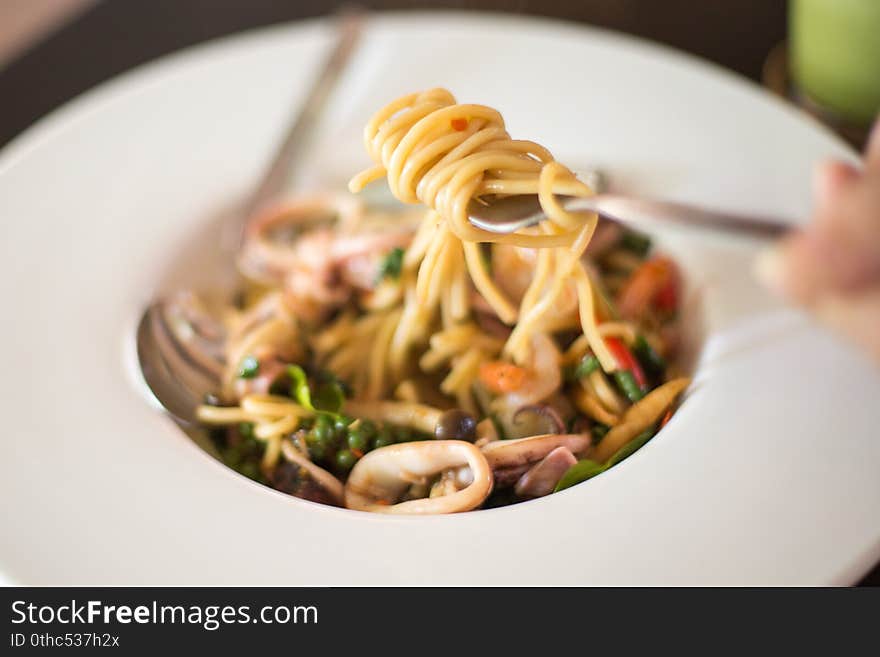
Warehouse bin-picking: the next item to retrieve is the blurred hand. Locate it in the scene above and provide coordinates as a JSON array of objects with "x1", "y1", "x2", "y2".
[{"x1": 756, "y1": 118, "x2": 880, "y2": 363}]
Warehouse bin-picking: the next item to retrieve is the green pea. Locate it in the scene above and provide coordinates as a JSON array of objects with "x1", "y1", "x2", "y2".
[
  {"x1": 308, "y1": 442, "x2": 327, "y2": 461},
  {"x1": 335, "y1": 449, "x2": 357, "y2": 472},
  {"x1": 237, "y1": 355, "x2": 259, "y2": 379},
  {"x1": 373, "y1": 427, "x2": 394, "y2": 450},
  {"x1": 311, "y1": 415, "x2": 333, "y2": 444},
  {"x1": 334, "y1": 415, "x2": 352, "y2": 435},
  {"x1": 347, "y1": 426, "x2": 369, "y2": 452}
]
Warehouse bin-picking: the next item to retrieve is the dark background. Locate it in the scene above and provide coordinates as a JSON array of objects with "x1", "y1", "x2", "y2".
[
  {"x1": 0, "y1": 0, "x2": 876, "y2": 586},
  {"x1": 1, "y1": 0, "x2": 789, "y2": 148}
]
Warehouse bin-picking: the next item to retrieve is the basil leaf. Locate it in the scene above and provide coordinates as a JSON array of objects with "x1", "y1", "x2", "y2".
[
  {"x1": 287, "y1": 364, "x2": 313, "y2": 409},
  {"x1": 287, "y1": 364, "x2": 345, "y2": 416},
  {"x1": 605, "y1": 428, "x2": 655, "y2": 467},
  {"x1": 554, "y1": 459, "x2": 606, "y2": 492},
  {"x1": 312, "y1": 381, "x2": 345, "y2": 414}
]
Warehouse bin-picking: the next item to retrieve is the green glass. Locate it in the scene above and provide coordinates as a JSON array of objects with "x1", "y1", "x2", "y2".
[{"x1": 790, "y1": 0, "x2": 880, "y2": 125}]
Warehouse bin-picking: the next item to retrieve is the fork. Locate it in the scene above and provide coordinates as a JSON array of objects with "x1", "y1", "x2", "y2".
[{"x1": 467, "y1": 183, "x2": 791, "y2": 238}]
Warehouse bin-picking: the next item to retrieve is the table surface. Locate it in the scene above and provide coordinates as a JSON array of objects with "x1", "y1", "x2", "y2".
[{"x1": 0, "y1": 0, "x2": 876, "y2": 586}]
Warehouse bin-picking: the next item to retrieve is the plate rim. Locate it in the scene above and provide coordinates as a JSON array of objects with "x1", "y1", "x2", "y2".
[{"x1": 0, "y1": 10, "x2": 875, "y2": 586}]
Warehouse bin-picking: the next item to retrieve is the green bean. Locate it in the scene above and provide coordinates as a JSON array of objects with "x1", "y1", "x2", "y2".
[
  {"x1": 633, "y1": 335, "x2": 666, "y2": 378},
  {"x1": 614, "y1": 370, "x2": 644, "y2": 403},
  {"x1": 606, "y1": 427, "x2": 656, "y2": 467},
  {"x1": 574, "y1": 354, "x2": 599, "y2": 379},
  {"x1": 554, "y1": 460, "x2": 605, "y2": 492}
]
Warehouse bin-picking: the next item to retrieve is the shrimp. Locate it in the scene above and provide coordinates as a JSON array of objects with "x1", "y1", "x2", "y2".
[{"x1": 491, "y1": 332, "x2": 563, "y2": 413}]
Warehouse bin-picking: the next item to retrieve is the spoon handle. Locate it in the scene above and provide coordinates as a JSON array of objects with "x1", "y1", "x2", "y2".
[
  {"x1": 568, "y1": 194, "x2": 792, "y2": 239},
  {"x1": 237, "y1": 8, "x2": 365, "y2": 238}
]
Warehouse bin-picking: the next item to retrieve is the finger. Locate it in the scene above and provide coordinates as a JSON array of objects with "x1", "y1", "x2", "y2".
[
  {"x1": 755, "y1": 223, "x2": 880, "y2": 303},
  {"x1": 867, "y1": 116, "x2": 880, "y2": 170},
  {"x1": 813, "y1": 159, "x2": 860, "y2": 213},
  {"x1": 754, "y1": 233, "x2": 816, "y2": 303},
  {"x1": 757, "y1": 238, "x2": 880, "y2": 364},
  {"x1": 815, "y1": 164, "x2": 880, "y2": 246}
]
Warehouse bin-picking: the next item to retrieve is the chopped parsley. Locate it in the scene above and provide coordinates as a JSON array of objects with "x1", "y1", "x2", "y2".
[{"x1": 377, "y1": 247, "x2": 405, "y2": 282}]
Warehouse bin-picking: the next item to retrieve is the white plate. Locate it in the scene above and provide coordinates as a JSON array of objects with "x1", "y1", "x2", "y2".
[{"x1": 1, "y1": 12, "x2": 878, "y2": 585}]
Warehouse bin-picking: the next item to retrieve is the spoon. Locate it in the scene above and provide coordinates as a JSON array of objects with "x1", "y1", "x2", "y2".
[
  {"x1": 136, "y1": 10, "x2": 364, "y2": 425},
  {"x1": 467, "y1": 185, "x2": 791, "y2": 239}
]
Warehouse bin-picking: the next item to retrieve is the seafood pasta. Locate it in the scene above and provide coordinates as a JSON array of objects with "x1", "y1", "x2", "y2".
[{"x1": 185, "y1": 88, "x2": 689, "y2": 513}]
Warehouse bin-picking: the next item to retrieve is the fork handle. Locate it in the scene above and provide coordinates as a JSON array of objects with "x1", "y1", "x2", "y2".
[{"x1": 566, "y1": 194, "x2": 793, "y2": 239}]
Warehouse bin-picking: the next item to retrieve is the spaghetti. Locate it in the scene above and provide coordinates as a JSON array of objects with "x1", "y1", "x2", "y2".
[{"x1": 188, "y1": 88, "x2": 689, "y2": 513}]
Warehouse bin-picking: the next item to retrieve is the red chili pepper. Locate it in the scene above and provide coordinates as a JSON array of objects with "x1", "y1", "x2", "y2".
[
  {"x1": 660, "y1": 408, "x2": 673, "y2": 428},
  {"x1": 654, "y1": 262, "x2": 679, "y2": 314},
  {"x1": 451, "y1": 117, "x2": 468, "y2": 131},
  {"x1": 604, "y1": 336, "x2": 648, "y2": 389}
]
